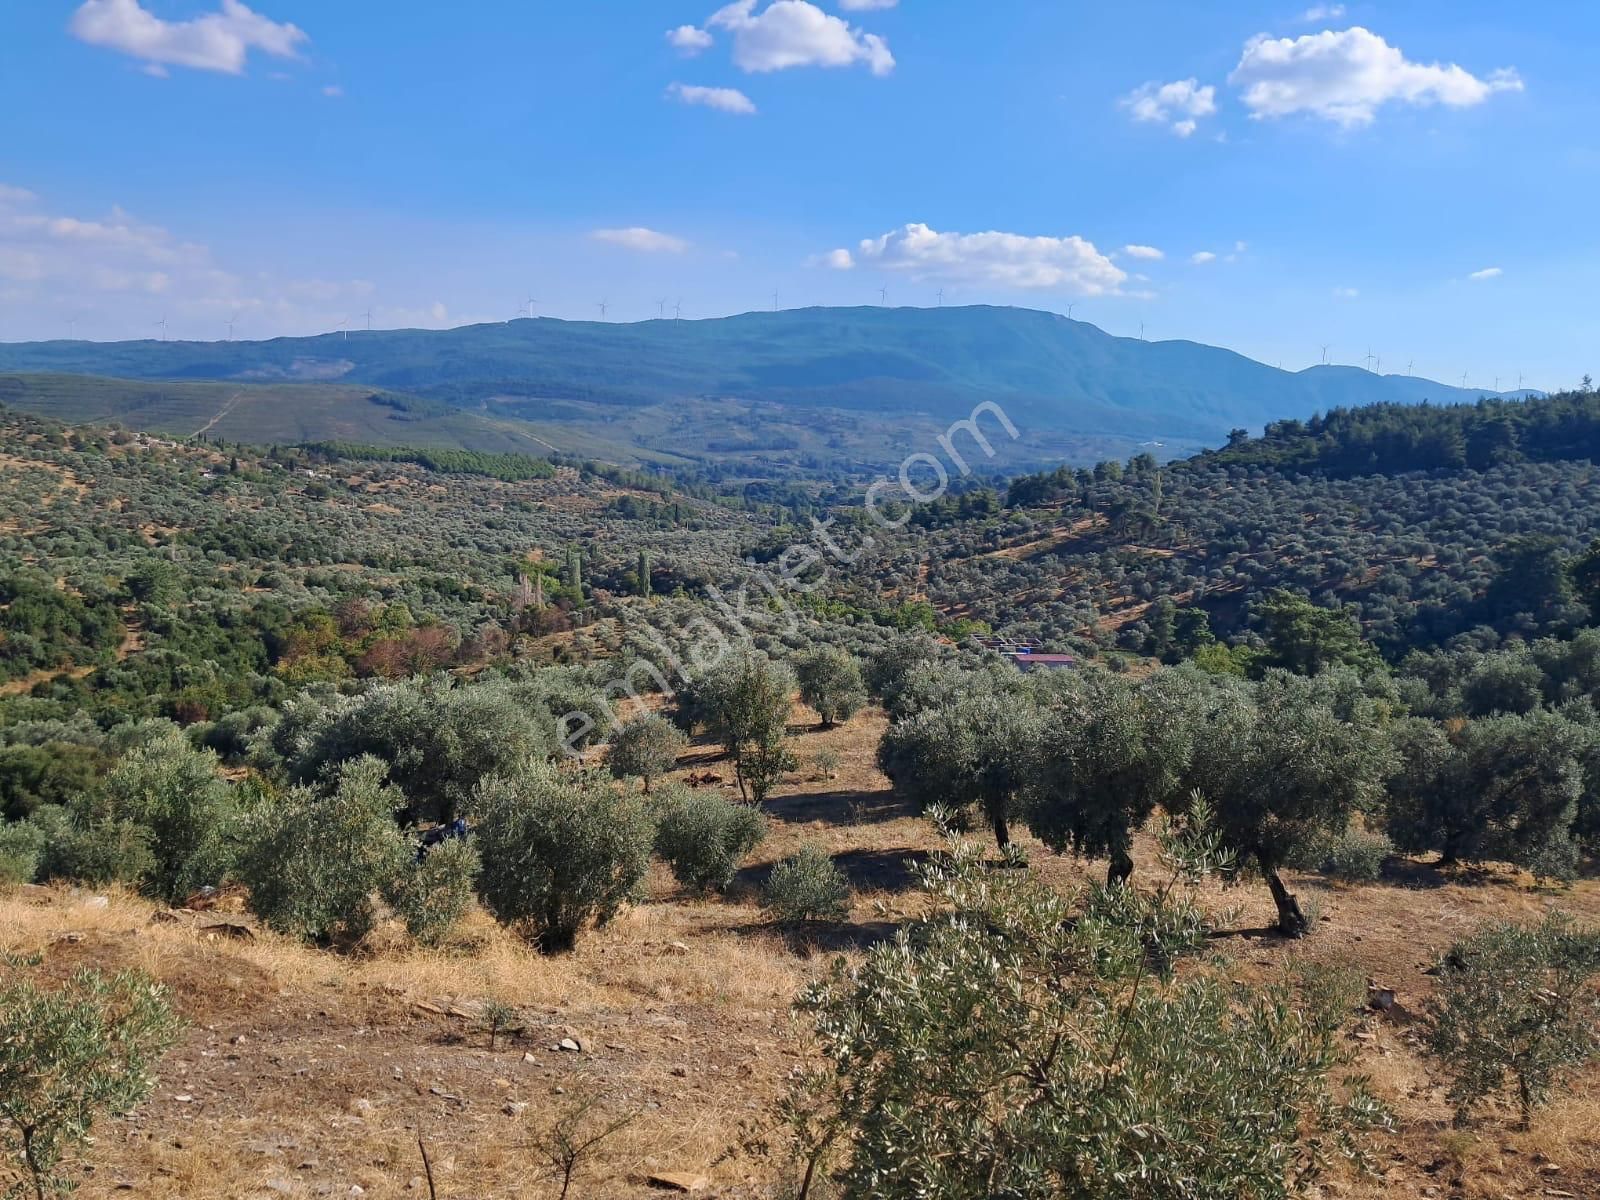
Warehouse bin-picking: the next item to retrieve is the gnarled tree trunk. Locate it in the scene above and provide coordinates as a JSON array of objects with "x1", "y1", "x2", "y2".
[
  {"x1": 1107, "y1": 846, "x2": 1135, "y2": 887},
  {"x1": 1259, "y1": 849, "x2": 1308, "y2": 938}
]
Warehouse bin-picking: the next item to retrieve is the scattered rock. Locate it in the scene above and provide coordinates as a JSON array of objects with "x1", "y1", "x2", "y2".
[
  {"x1": 504, "y1": 1102, "x2": 528, "y2": 1117},
  {"x1": 558, "y1": 1038, "x2": 581, "y2": 1053},
  {"x1": 198, "y1": 920, "x2": 254, "y2": 941},
  {"x1": 1366, "y1": 982, "x2": 1397, "y2": 1013},
  {"x1": 647, "y1": 1171, "x2": 709, "y2": 1193}
]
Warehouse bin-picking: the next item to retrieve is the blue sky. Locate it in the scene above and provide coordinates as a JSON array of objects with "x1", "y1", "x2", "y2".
[{"x1": 1, "y1": 1, "x2": 1595, "y2": 389}]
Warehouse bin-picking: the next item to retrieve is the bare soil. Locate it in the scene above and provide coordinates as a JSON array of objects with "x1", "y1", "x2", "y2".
[{"x1": 5, "y1": 707, "x2": 1600, "y2": 1198}]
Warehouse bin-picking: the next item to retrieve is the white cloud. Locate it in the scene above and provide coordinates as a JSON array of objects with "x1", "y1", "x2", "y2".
[
  {"x1": 1121, "y1": 78, "x2": 1216, "y2": 136},
  {"x1": 839, "y1": 0, "x2": 897, "y2": 7},
  {"x1": 812, "y1": 248, "x2": 855, "y2": 270},
  {"x1": 1332, "y1": 286, "x2": 1359, "y2": 298},
  {"x1": 1122, "y1": 244, "x2": 1164, "y2": 260},
  {"x1": 666, "y1": 82, "x2": 757, "y2": 114},
  {"x1": 0, "y1": 183, "x2": 375, "y2": 338},
  {"x1": 847, "y1": 223, "x2": 1126, "y2": 294},
  {"x1": 1230, "y1": 27, "x2": 1523, "y2": 127},
  {"x1": 1302, "y1": 4, "x2": 1345, "y2": 21},
  {"x1": 666, "y1": 24, "x2": 714, "y2": 54},
  {"x1": 1468, "y1": 266, "x2": 1503, "y2": 280},
  {"x1": 69, "y1": 0, "x2": 308, "y2": 75},
  {"x1": 1190, "y1": 251, "x2": 1218, "y2": 265},
  {"x1": 708, "y1": 0, "x2": 893, "y2": 75},
  {"x1": 590, "y1": 227, "x2": 691, "y2": 254}
]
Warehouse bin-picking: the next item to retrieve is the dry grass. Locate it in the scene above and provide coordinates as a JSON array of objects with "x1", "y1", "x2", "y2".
[{"x1": 6, "y1": 706, "x2": 1600, "y2": 1197}]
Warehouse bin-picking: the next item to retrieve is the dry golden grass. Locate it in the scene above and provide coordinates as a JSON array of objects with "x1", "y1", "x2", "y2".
[{"x1": 6, "y1": 705, "x2": 1600, "y2": 1197}]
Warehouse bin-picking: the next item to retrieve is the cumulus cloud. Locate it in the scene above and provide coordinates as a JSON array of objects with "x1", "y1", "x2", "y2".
[
  {"x1": 1190, "y1": 251, "x2": 1218, "y2": 265},
  {"x1": 839, "y1": 0, "x2": 898, "y2": 8},
  {"x1": 590, "y1": 227, "x2": 691, "y2": 254},
  {"x1": 666, "y1": 82, "x2": 757, "y2": 114},
  {"x1": 1230, "y1": 27, "x2": 1523, "y2": 127},
  {"x1": 1122, "y1": 244, "x2": 1164, "y2": 260},
  {"x1": 1121, "y1": 78, "x2": 1216, "y2": 136},
  {"x1": 69, "y1": 0, "x2": 308, "y2": 75},
  {"x1": 708, "y1": 0, "x2": 894, "y2": 75},
  {"x1": 811, "y1": 248, "x2": 855, "y2": 270},
  {"x1": 666, "y1": 24, "x2": 714, "y2": 54},
  {"x1": 1468, "y1": 266, "x2": 1503, "y2": 280},
  {"x1": 845, "y1": 223, "x2": 1126, "y2": 294},
  {"x1": 1302, "y1": 4, "x2": 1345, "y2": 20}
]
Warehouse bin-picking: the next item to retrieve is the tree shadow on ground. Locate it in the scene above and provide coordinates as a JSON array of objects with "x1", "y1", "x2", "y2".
[
  {"x1": 732, "y1": 847, "x2": 929, "y2": 897},
  {"x1": 763, "y1": 787, "x2": 912, "y2": 827},
  {"x1": 728, "y1": 915, "x2": 905, "y2": 954},
  {"x1": 1378, "y1": 856, "x2": 1507, "y2": 891}
]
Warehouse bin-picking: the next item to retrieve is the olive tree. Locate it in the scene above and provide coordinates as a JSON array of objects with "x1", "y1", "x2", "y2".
[
  {"x1": 1028, "y1": 671, "x2": 1196, "y2": 884},
  {"x1": 470, "y1": 763, "x2": 653, "y2": 952},
  {"x1": 675, "y1": 653, "x2": 797, "y2": 804},
  {"x1": 1426, "y1": 913, "x2": 1600, "y2": 1128},
  {"x1": 795, "y1": 647, "x2": 867, "y2": 729},
  {"x1": 0, "y1": 968, "x2": 179, "y2": 1200},
  {"x1": 606, "y1": 713, "x2": 686, "y2": 793},
  {"x1": 236, "y1": 756, "x2": 412, "y2": 943},
  {"x1": 878, "y1": 690, "x2": 1041, "y2": 851},
  {"x1": 1183, "y1": 670, "x2": 1393, "y2": 936},
  {"x1": 1386, "y1": 711, "x2": 1585, "y2": 878},
  {"x1": 787, "y1": 815, "x2": 1385, "y2": 1199},
  {"x1": 100, "y1": 730, "x2": 234, "y2": 904}
]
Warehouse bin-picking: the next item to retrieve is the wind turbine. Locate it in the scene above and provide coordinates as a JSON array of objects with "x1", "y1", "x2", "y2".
[
  {"x1": 1067, "y1": 303, "x2": 1076, "y2": 320},
  {"x1": 936, "y1": 288, "x2": 944, "y2": 307},
  {"x1": 226, "y1": 314, "x2": 239, "y2": 341},
  {"x1": 878, "y1": 286, "x2": 888, "y2": 305},
  {"x1": 1494, "y1": 375, "x2": 1501, "y2": 393},
  {"x1": 1139, "y1": 320, "x2": 1145, "y2": 341},
  {"x1": 154, "y1": 315, "x2": 168, "y2": 342},
  {"x1": 674, "y1": 298, "x2": 683, "y2": 320},
  {"x1": 1461, "y1": 371, "x2": 1470, "y2": 388},
  {"x1": 65, "y1": 317, "x2": 77, "y2": 339},
  {"x1": 1320, "y1": 344, "x2": 1330, "y2": 365},
  {"x1": 596, "y1": 299, "x2": 608, "y2": 320},
  {"x1": 525, "y1": 294, "x2": 537, "y2": 318},
  {"x1": 1406, "y1": 359, "x2": 1414, "y2": 376},
  {"x1": 1364, "y1": 347, "x2": 1376, "y2": 372},
  {"x1": 1375, "y1": 355, "x2": 1382, "y2": 374},
  {"x1": 772, "y1": 289, "x2": 780, "y2": 311},
  {"x1": 362, "y1": 309, "x2": 372, "y2": 331},
  {"x1": 657, "y1": 299, "x2": 667, "y2": 320}
]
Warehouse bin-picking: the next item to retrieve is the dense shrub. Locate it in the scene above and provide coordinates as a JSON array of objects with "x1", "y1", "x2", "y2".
[
  {"x1": 470, "y1": 764, "x2": 654, "y2": 952},
  {"x1": 763, "y1": 844, "x2": 850, "y2": 925},
  {"x1": 385, "y1": 838, "x2": 480, "y2": 947},
  {"x1": 653, "y1": 786, "x2": 767, "y2": 894},
  {"x1": 0, "y1": 821, "x2": 44, "y2": 886},
  {"x1": 100, "y1": 731, "x2": 234, "y2": 903},
  {"x1": 1287, "y1": 826, "x2": 1393, "y2": 882},
  {"x1": 237, "y1": 756, "x2": 411, "y2": 943}
]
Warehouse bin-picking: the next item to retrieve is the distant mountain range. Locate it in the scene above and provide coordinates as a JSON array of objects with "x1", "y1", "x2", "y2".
[{"x1": 0, "y1": 306, "x2": 1531, "y2": 474}]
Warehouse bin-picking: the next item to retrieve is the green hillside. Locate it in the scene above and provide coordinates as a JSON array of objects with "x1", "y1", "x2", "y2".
[{"x1": 0, "y1": 306, "x2": 1519, "y2": 450}]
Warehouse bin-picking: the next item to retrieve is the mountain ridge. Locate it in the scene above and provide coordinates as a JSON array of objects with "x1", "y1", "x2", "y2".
[{"x1": 0, "y1": 305, "x2": 1530, "y2": 467}]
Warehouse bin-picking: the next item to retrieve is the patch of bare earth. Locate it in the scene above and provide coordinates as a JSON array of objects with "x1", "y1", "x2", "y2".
[{"x1": 5, "y1": 707, "x2": 1600, "y2": 1197}]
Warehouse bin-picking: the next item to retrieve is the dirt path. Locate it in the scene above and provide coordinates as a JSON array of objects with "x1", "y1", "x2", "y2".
[{"x1": 193, "y1": 391, "x2": 246, "y2": 438}]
